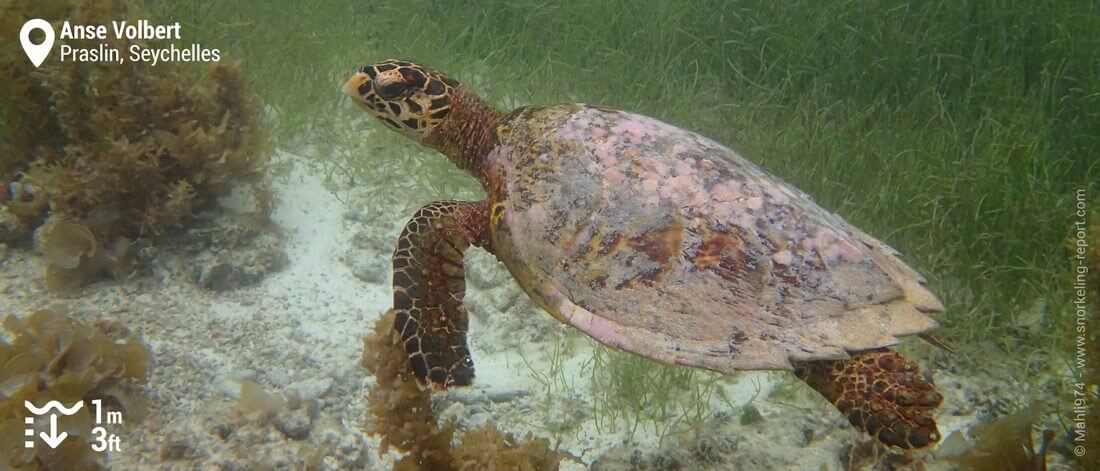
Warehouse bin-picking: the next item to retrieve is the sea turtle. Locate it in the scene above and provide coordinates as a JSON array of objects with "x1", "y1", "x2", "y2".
[{"x1": 343, "y1": 60, "x2": 946, "y2": 449}]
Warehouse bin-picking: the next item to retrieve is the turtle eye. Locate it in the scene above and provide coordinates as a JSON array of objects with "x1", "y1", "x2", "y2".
[{"x1": 376, "y1": 80, "x2": 410, "y2": 101}]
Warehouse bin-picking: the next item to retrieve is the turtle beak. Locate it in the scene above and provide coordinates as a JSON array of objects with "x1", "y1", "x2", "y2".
[{"x1": 341, "y1": 72, "x2": 370, "y2": 99}]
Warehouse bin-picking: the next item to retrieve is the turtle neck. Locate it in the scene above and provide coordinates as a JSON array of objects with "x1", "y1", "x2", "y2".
[{"x1": 424, "y1": 86, "x2": 504, "y2": 185}]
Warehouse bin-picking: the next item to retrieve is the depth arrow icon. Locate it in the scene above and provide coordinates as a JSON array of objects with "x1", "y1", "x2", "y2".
[{"x1": 39, "y1": 414, "x2": 67, "y2": 449}]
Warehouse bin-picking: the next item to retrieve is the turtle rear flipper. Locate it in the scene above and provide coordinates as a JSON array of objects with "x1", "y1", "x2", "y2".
[
  {"x1": 795, "y1": 348, "x2": 943, "y2": 449},
  {"x1": 392, "y1": 200, "x2": 490, "y2": 389}
]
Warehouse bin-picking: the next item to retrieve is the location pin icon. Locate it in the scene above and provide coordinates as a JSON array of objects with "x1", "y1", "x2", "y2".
[{"x1": 20, "y1": 19, "x2": 55, "y2": 68}]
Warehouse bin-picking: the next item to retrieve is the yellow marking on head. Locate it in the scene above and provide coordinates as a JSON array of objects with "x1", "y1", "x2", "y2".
[{"x1": 342, "y1": 60, "x2": 459, "y2": 140}]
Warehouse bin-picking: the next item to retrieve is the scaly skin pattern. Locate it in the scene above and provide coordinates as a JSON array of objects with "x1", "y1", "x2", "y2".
[
  {"x1": 343, "y1": 59, "x2": 460, "y2": 139},
  {"x1": 391, "y1": 201, "x2": 490, "y2": 389},
  {"x1": 484, "y1": 104, "x2": 941, "y2": 372},
  {"x1": 794, "y1": 348, "x2": 943, "y2": 449}
]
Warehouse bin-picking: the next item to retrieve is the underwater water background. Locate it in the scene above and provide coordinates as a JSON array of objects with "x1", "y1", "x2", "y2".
[
  {"x1": 147, "y1": 0, "x2": 1097, "y2": 465},
  {"x1": 151, "y1": 0, "x2": 1097, "y2": 375},
  {"x1": 1, "y1": 0, "x2": 1095, "y2": 468}
]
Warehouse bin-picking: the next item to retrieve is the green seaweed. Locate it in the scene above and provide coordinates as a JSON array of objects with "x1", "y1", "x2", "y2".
[
  {"x1": 583, "y1": 344, "x2": 725, "y2": 442},
  {"x1": 0, "y1": 0, "x2": 271, "y2": 293},
  {"x1": 0, "y1": 309, "x2": 150, "y2": 470}
]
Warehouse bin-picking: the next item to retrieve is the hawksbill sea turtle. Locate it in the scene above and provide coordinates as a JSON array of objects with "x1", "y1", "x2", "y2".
[{"x1": 343, "y1": 59, "x2": 946, "y2": 449}]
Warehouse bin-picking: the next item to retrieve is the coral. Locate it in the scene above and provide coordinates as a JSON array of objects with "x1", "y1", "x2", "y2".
[
  {"x1": 361, "y1": 309, "x2": 566, "y2": 470},
  {"x1": 0, "y1": 309, "x2": 151, "y2": 470},
  {"x1": 0, "y1": 0, "x2": 271, "y2": 292}
]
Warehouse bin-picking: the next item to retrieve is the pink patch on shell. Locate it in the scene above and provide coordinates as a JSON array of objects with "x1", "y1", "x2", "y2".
[
  {"x1": 690, "y1": 190, "x2": 707, "y2": 207},
  {"x1": 715, "y1": 202, "x2": 737, "y2": 222},
  {"x1": 835, "y1": 237, "x2": 863, "y2": 263},
  {"x1": 772, "y1": 250, "x2": 793, "y2": 265},
  {"x1": 745, "y1": 196, "x2": 763, "y2": 211},
  {"x1": 711, "y1": 181, "x2": 740, "y2": 202},
  {"x1": 612, "y1": 120, "x2": 648, "y2": 144},
  {"x1": 526, "y1": 202, "x2": 549, "y2": 226},
  {"x1": 594, "y1": 140, "x2": 619, "y2": 164},
  {"x1": 673, "y1": 159, "x2": 694, "y2": 176}
]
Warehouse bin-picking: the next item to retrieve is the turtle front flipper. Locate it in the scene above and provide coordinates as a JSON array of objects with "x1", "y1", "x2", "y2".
[
  {"x1": 392, "y1": 200, "x2": 491, "y2": 390},
  {"x1": 794, "y1": 348, "x2": 942, "y2": 449}
]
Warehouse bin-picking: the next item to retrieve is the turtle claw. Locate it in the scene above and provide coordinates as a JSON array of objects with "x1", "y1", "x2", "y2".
[{"x1": 422, "y1": 360, "x2": 475, "y2": 391}]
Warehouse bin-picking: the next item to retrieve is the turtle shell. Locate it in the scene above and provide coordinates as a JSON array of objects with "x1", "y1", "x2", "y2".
[{"x1": 483, "y1": 104, "x2": 942, "y2": 372}]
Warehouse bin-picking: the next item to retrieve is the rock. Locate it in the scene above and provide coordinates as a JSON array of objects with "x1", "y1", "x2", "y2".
[
  {"x1": 286, "y1": 377, "x2": 333, "y2": 403},
  {"x1": 0, "y1": 211, "x2": 24, "y2": 242},
  {"x1": 216, "y1": 377, "x2": 243, "y2": 399},
  {"x1": 345, "y1": 248, "x2": 389, "y2": 284},
  {"x1": 543, "y1": 398, "x2": 588, "y2": 433},
  {"x1": 487, "y1": 284, "x2": 523, "y2": 311},
  {"x1": 439, "y1": 388, "x2": 489, "y2": 406},
  {"x1": 171, "y1": 214, "x2": 288, "y2": 291},
  {"x1": 739, "y1": 404, "x2": 763, "y2": 425},
  {"x1": 800, "y1": 427, "x2": 815, "y2": 446},
  {"x1": 348, "y1": 226, "x2": 392, "y2": 252},
  {"x1": 465, "y1": 249, "x2": 512, "y2": 289},
  {"x1": 273, "y1": 407, "x2": 312, "y2": 440},
  {"x1": 486, "y1": 388, "x2": 530, "y2": 403},
  {"x1": 344, "y1": 227, "x2": 393, "y2": 284},
  {"x1": 464, "y1": 292, "x2": 497, "y2": 322},
  {"x1": 342, "y1": 207, "x2": 366, "y2": 223},
  {"x1": 159, "y1": 439, "x2": 196, "y2": 461},
  {"x1": 193, "y1": 245, "x2": 288, "y2": 291}
]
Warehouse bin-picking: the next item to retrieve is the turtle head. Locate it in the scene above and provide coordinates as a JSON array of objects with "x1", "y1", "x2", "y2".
[{"x1": 342, "y1": 60, "x2": 459, "y2": 140}]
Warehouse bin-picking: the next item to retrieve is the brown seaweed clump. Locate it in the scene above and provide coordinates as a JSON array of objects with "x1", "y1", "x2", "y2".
[
  {"x1": 362, "y1": 309, "x2": 566, "y2": 470},
  {"x1": 0, "y1": 0, "x2": 272, "y2": 293},
  {"x1": 938, "y1": 406, "x2": 1053, "y2": 471},
  {"x1": 0, "y1": 309, "x2": 151, "y2": 470}
]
